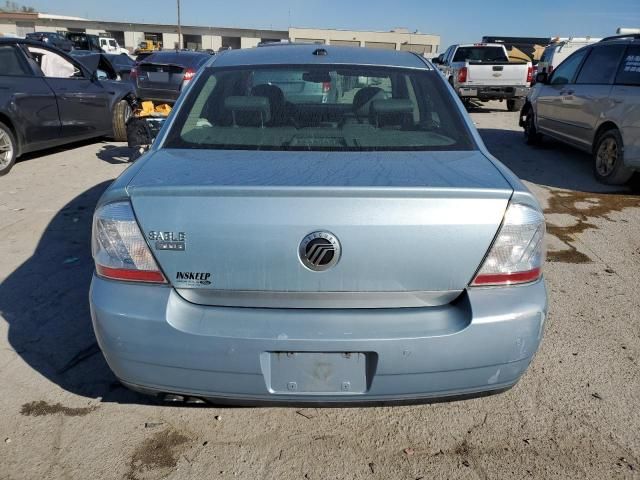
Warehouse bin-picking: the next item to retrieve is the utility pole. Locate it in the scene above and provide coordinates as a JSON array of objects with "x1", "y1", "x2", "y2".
[{"x1": 177, "y1": 0, "x2": 182, "y2": 50}]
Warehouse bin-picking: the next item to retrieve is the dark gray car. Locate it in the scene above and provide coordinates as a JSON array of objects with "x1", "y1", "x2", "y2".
[
  {"x1": 521, "y1": 35, "x2": 640, "y2": 184},
  {"x1": 0, "y1": 39, "x2": 135, "y2": 176},
  {"x1": 132, "y1": 51, "x2": 210, "y2": 104}
]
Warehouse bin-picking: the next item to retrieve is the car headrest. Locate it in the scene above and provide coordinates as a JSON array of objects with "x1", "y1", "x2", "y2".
[
  {"x1": 370, "y1": 99, "x2": 414, "y2": 127},
  {"x1": 352, "y1": 86, "x2": 386, "y2": 117},
  {"x1": 224, "y1": 96, "x2": 271, "y2": 127},
  {"x1": 251, "y1": 84, "x2": 285, "y2": 108}
]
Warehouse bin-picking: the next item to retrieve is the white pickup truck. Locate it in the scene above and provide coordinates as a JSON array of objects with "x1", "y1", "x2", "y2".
[
  {"x1": 433, "y1": 43, "x2": 533, "y2": 111},
  {"x1": 98, "y1": 36, "x2": 130, "y2": 56}
]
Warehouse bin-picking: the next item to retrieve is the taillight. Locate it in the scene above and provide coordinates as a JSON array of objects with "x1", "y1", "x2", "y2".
[
  {"x1": 92, "y1": 202, "x2": 166, "y2": 284},
  {"x1": 471, "y1": 203, "x2": 545, "y2": 287},
  {"x1": 322, "y1": 81, "x2": 331, "y2": 93},
  {"x1": 183, "y1": 68, "x2": 196, "y2": 81},
  {"x1": 548, "y1": 65, "x2": 554, "y2": 74},
  {"x1": 130, "y1": 66, "x2": 138, "y2": 81},
  {"x1": 526, "y1": 65, "x2": 533, "y2": 84},
  {"x1": 457, "y1": 67, "x2": 468, "y2": 83}
]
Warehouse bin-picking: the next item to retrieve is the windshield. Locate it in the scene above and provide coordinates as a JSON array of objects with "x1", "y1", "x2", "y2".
[
  {"x1": 453, "y1": 47, "x2": 508, "y2": 63},
  {"x1": 164, "y1": 66, "x2": 475, "y2": 152}
]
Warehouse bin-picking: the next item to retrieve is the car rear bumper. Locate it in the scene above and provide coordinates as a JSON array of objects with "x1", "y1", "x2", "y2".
[
  {"x1": 90, "y1": 275, "x2": 547, "y2": 404},
  {"x1": 459, "y1": 85, "x2": 529, "y2": 99}
]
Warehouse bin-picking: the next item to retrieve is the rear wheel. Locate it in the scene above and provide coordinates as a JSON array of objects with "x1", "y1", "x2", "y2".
[
  {"x1": 523, "y1": 108, "x2": 542, "y2": 145},
  {"x1": 507, "y1": 98, "x2": 524, "y2": 112},
  {"x1": 593, "y1": 128, "x2": 633, "y2": 185},
  {"x1": 112, "y1": 100, "x2": 132, "y2": 142},
  {"x1": 0, "y1": 121, "x2": 17, "y2": 176}
]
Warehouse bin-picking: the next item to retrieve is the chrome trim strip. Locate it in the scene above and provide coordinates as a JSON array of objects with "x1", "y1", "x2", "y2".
[{"x1": 176, "y1": 289, "x2": 463, "y2": 309}]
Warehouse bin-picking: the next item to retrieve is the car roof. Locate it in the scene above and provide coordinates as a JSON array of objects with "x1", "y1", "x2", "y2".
[
  {"x1": 599, "y1": 34, "x2": 640, "y2": 44},
  {"x1": 0, "y1": 37, "x2": 60, "y2": 48},
  {"x1": 210, "y1": 44, "x2": 430, "y2": 69},
  {"x1": 455, "y1": 43, "x2": 505, "y2": 48}
]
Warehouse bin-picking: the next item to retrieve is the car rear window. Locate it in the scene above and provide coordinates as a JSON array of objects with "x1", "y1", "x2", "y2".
[
  {"x1": 453, "y1": 47, "x2": 508, "y2": 63},
  {"x1": 143, "y1": 52, "x2": 209, "y2": 67},
  {"x1": 163, "y1": 65, "x2": 475, "y2": 152}
]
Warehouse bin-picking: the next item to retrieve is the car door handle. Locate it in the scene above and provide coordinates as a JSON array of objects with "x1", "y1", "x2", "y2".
[
  {"x1": 612, "y1": 98, "x2": 623, "y2": 104},
  {"x1": 560, "y1": 90, "x2": 574, "y2": 95}
]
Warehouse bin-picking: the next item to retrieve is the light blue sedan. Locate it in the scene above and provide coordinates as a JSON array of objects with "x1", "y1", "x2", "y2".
[{"x1": 90, "y1": 44, "x2": 547, "y2": 405}]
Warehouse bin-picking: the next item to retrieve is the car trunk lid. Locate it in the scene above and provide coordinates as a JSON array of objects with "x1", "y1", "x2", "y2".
[
  {"x1": 128, "y1": 149, "x2": 512, "y2": 307},
  {"x1": 136, "y1": 62, "x2": 186, "y2": 92}
]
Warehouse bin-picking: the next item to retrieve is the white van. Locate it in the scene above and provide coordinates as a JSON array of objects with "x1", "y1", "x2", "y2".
[
  {"x1": 98, "y1": 36, "x2": 130, "y2": 56},
  {"x1": 537, "y1": 37, "x2": 602, "y2": 74}
]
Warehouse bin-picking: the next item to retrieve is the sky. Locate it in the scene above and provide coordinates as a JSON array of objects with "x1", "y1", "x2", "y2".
[{"x1": 27, "y1": 0, "x2": 640, "y2": 48}]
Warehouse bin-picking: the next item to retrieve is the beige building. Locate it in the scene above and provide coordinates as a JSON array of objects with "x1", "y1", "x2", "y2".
[
  {"x1": 0, "y1": 12, "x2": 439, "y2": 55},
  {"x1": 289, "y1": 27, "x2": 439, "y2": 54}
]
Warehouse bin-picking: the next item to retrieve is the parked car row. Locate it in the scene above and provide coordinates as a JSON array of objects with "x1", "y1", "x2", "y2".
[{"x1": 26, "y1": 31, "x2": 130, "y2": 56}]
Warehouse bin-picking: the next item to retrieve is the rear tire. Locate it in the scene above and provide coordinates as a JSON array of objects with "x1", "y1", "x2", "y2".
[
  {"x1": 523, "y1": 108, "x2": 542, "y2": 145},
  {"x1": 507, "y1": 98, "x2": 524, "y2": 112},
  {"x1": 112, "y1": 100, "x2": 132, "y2": 142},
  {"x1": 0, "y1": 121, "x2": 17, "y2": 176},
  {"x1": 593, "y1": 128, "x2": 633, "y2": 185}
]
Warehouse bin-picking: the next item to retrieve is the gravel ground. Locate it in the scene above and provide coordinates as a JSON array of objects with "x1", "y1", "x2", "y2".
[{"x1": 0, "y1": 101, "x2": 638, "y2": 480}]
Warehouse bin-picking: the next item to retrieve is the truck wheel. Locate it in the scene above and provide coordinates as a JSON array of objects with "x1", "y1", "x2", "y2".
[
  {"x1": 523, "y1": 109, "x2": 542, "y2": 145},
  {"x1": 507, "y1": 99, "x2": 524, "y2": 112},
  {"x1": 0, "y1": 121, "x2": 17, "y2": 176},
  {"x1": 112, "y1": 100, "x2": 133, "y2": 142},
  {"x1": 593, "y1": 128, "x2": 633, "y2": 185}
]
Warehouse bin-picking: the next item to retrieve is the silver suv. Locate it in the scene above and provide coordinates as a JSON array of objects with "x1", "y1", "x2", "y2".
[{"x1": 521, "y1": 35, "x2": 640, "y2": 184}]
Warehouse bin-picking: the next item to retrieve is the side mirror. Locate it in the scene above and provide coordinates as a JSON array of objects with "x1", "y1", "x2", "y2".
[{"x1": 536, "y1": 72, "x2": 549, "y2": 84}]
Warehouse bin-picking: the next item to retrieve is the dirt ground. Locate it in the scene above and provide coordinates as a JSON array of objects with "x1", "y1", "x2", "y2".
[{"x1": 0, "y1": 101, "x2": 639, "y2": 480}]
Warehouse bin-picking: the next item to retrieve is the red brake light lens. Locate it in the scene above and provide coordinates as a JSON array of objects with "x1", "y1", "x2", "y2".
[
  {"x1": 92, "y1": 202, "x2": 166, "y2": 284},
  {"x1": 183, "y1": 68, "x2": 196, "y2": 81},
  {"x1": 457, "y1": 66, "x2": 468, "y2": 83},
  {"x1": 527, "y1": 65, "x2": 533, "y2": 84},
  {"x1": 471, "y1": 203, "x2": 545, "y2": 287}
]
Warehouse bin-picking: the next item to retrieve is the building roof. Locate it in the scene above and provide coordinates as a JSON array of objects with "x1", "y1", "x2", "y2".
[{"x1": 211, "y1": 44, "x2": 431, "y2": 69}]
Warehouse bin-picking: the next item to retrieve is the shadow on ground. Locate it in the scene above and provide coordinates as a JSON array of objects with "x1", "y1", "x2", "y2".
[
  {"x1": 478, "y1": 128, "x2": 638, "y2": 193},
  {"x1": 0, "y1": 181, "x2": 153, "y2": 404},
  {"x1": 15, "y1": 138, "x2": 102, "y2": 167},
  {"x1": 95, "y1": 144, "x2": 134, "y2": 164}
]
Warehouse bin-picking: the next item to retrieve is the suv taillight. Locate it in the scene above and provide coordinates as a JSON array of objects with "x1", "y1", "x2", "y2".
[
  {"x1": 92, "y1": 202, "x2": 166, "y2": 284},
  {"x1": 526, "y1": 65, "x2": 533, "y2": 84},
  {"x1": 471, "y1": 203, "x2": 545, "y2": 286},
  {"x1": 183, "y1": 68, "x2": 196, "y2": 81},
  {"x1": 130, "y1": 66, "x2": 138, "y2": 81},
  {"x1": 457, "y1": 67, "x2": 468, "y2": 83}
]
